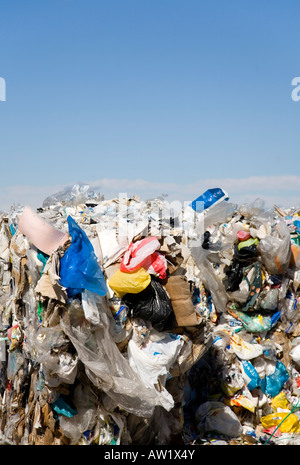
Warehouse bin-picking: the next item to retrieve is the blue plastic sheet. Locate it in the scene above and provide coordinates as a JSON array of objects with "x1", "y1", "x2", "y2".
[{"x1": 59, "y1": 215, "x2": 108, "y2": 298}]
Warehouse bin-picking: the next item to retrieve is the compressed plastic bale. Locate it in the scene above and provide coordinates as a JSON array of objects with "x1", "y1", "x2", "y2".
[
  {"x1": 6, "y1": 186, "x2": 300, "y2": 445},
  {"x1": 17, "y1": 206, "x2": 68, "y2": 256},
  {"x1": 108, "y1": 267, "x2": 151, "y2": 298},
  {"x1": 164, "y1": 275, "x2": 201, "y2": 326}
]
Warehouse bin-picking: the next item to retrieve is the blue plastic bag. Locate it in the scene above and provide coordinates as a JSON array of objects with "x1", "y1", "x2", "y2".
[
  {"x1": 189, "y1": 188, "x2": 229, "y2": 213},
  {"x1": 260, "y1": 360, "x2": 289, "y2": 398},
  {"x1": 59, "y1": 216, "x2": 108, "y2": 298},
  {"x1": 240, "y1": 360, "x2": 261, "y2": 391}
]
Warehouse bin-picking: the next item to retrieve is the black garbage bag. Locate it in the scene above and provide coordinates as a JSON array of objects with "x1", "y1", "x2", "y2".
[
  {"x1": 226, "y1": 258, "x2": 244, "y2": 292},
  {"x1": 202, "y1": 231, "x2": 211, "y2": 250},
  {"x1": 233, "y1": 243, "x2": 258, "y2": 262},
  {"x1": 122, "y1": 277, "x2": 175, "y2": 332}
]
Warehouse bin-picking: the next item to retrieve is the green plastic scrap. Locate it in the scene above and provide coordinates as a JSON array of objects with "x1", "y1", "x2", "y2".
[
  {"x1": 37, "y1": 301, "x2": 43, "y2": 323},
  {"x1": 230, "y1": 309, "x2": 280, "y2": 332},
  {"x1": 237, "y1": 237, "x2": 259, "y2": 250},
  {"x1": 52, "y1": 397, "x2": 78, "y2": 418},
  {"x1": 37, "y1": 250, "x2": 49, "y2": 274}
]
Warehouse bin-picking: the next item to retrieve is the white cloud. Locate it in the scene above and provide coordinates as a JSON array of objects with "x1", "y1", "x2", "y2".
[
  {"x1": 1, "y1": 175, "x2": 300, "y2": 212},
  {"x1": 0, "y1": 183, "x2": 68, "y2": 212},
  {"x1": 89, "y1": 176, "x2": 300, "y2": 208}
]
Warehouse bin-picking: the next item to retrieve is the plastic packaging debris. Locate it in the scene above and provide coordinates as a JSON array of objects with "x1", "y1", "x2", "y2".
[
  {"x1": 2, "y1": 185, "x2": 300, "y2": 446},
  {"x1": 259, "y1": 220, "x2": 292, "y2": 275},
  {"x1": 189, "y1": 188, "x2": 229, "y2": 213},
  {"x1": 261, "y1": 412, "x2": 300, "y2": 434},
  {"x1": 122, "y1": 277, "x2": 175, "y2": 332},
  {"x1": 120, "y1": 236, "x2": 167, "y2": 280},
  {"x1": 260, "y1": 360, "x2": 290, "y2": 398},
  {"x1": 195, "y1": 401, "x2": 243, "y2": 438},
  {"x1": 59, "y1": 215, "x2": 108, "y2": 297},
  {"x1": 108, "y1": 267, "x2": 151, "y2": 298},
  {"x1": 18, "y1": 206, "x2": 68, "y2": 255},
  {"x1": 128, "y1": 331, "x2": 184, "y2": 409},
  {"x1": 228, "y1": 307, "x2": 281, "y2": 332}
]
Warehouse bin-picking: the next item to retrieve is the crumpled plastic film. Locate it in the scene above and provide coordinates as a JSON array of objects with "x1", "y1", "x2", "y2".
[{"x1": 60, "y1": 296, "x2": 175, "y2": 417}]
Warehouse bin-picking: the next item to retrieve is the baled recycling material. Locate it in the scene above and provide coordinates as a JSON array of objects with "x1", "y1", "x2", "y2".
[{"x1": 1, "y1": 185, "x2": 300, "y2": 445}]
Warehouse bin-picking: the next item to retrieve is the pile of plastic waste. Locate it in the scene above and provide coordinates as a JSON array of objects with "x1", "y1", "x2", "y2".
[{"x1": 0, "y1": 184, "x2": 300, "y2": 446}]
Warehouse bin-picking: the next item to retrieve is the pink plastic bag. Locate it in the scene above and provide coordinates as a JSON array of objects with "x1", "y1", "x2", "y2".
[{"x1": 120, "y1": 236, "x2": 167, "y2": 280}]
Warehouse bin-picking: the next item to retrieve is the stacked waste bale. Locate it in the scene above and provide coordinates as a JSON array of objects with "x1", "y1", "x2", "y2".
[
  {"x1": 0, "y1": 186, "x2": 211, "y2": 445},
  {"x1": 184, "y1": 197, "x2": 300, "y2": 445},
  {"x1": 0, "y1": 185, "x2": 300, "y2": 445}
]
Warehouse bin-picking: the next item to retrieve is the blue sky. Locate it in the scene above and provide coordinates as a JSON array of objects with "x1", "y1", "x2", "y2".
[{"x1": 0, "y1": 0, "x2": 300, "y2": 210}]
